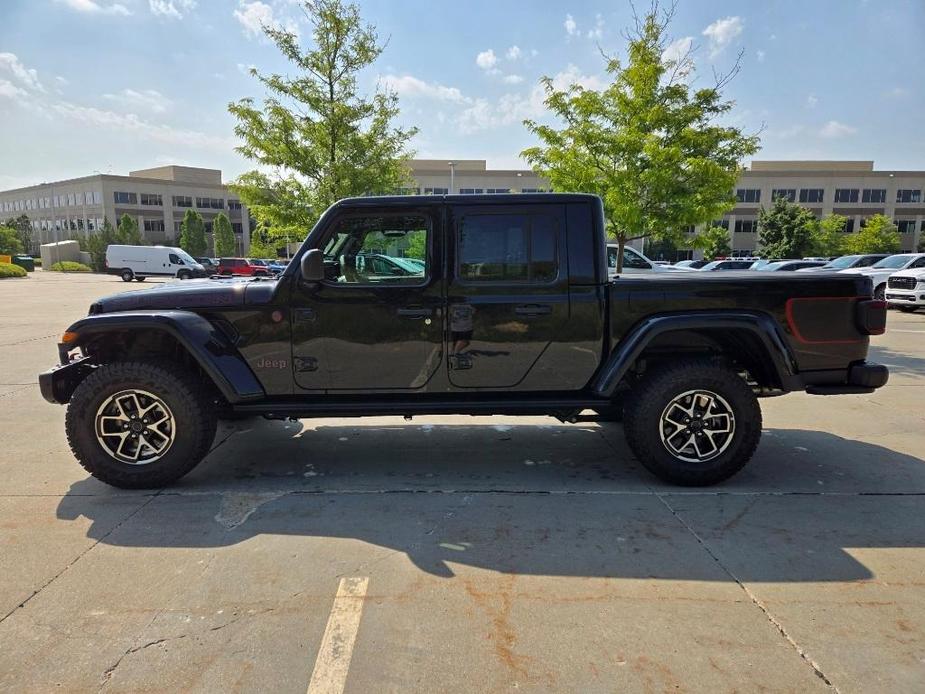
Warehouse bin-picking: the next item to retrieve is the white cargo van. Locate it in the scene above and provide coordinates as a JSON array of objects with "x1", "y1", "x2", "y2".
[{"x1": 105, "y1": 245, "x2": 206, "y2": 282}]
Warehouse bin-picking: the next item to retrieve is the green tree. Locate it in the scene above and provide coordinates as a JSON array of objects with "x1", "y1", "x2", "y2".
[
  {"x1": 810, "y1": 214, "x2": 846, "y2": 257},
  {"x1": 843, "y1": 214, "x2": 900, "y2": 254},
  {"x1": 85, "y1": 218, "x2": 118, "y2": 271},
  {"x1": 5, "y1": 214, "x2": 32, "y2": 253},
  {"x1": 247, "y1": 225, "x2": 278, "y2": 258},
  {"x1": 212, "y1": 212, "x2": 236, "y2": 257},
  {"x1": 229, "y1": 0, "x2": 417, "y2": 245},
  {"x1": 522, "y1": 6, "x2": 759, "y2": 271},
  {"x1": 692, "y1": 225, "x2": 731, "y2": 260},
  {"x1": 757, "y1": 196, "x2": 817, "y2": 258},
  {"x1": 178, "y1": 209, "x2": 207, "y2": 256},
  {"x1": 116, "y1": 213, "x2": 142, "y2": 245},
  {"x1": 0, "y1": 225, "x2": 25, "y2": 255}
]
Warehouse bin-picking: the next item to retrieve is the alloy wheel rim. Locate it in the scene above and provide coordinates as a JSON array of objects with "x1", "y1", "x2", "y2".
[
  {"x1": 95, "y1": 389, "x2": 176, "y2": 465},
  {"x1": 658, "y1": 389, "x2": 735, "y2": 463}
]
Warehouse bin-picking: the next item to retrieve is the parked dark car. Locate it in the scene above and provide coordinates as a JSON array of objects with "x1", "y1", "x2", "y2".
[
  {"x1": 193, "y1": 257, "x2": 218, "y2": 274},
  {"x1": 673, "y1": 259, "x2": 709, "y2": 269},
  {"x1": 41, "y1": 193, "x2": 888, "y2": 490}
]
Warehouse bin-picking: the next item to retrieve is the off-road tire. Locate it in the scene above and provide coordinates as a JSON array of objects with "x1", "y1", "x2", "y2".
[
  {"x1": 65, "y1": 361, "x2": 217, "y2": 488},
  {"x1": 121, "y1": 269, "x2": 133, "y2": 282},
  {"x1": 623, "y1": 360, "x2": 762, "y2": 486},
  {"x1": 874, "y1": 284, "x2": 885, "y2": 301}
]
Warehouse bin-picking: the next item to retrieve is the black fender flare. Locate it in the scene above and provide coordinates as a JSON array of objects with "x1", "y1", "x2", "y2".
[
  {"x1": 64, "y1": 311, "x2": 264, "y2": 403},
  {"x1": 591, "y1": 311, "x2": 800, "y2": 397}
]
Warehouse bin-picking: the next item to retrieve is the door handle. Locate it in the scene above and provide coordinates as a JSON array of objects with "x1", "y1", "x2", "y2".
[
  {"x1": 514, "y1": 304, "x2": 552, "y2": 316},
  {"x1": 397, "y1": 307, "x2": 432, "y2": 319}
]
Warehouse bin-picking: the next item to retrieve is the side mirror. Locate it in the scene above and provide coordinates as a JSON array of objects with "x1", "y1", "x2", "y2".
[{"x1": 300, "y1": 249, "x2": 325, "y2": 282}]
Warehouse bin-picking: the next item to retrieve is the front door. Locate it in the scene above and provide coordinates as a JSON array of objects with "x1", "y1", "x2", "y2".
[
  {"x1": 447, "y1": 204, "x2": 570, "y2": 388},
  {"x1": 290, "y1": 207, "x2": 444, "y2": 391}
]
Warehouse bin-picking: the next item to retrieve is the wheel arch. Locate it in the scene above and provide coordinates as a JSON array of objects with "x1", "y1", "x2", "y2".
[
  {"x1": 592, "y1": 312, "x2": 800, "y2": 397},
  {"x1": 61, "y1": 311, "x2": 264, "y2": 404}
]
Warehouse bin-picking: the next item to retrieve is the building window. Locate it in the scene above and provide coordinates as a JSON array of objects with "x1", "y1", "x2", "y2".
[
  {"x1": 844, "y1": 219, "x2": 855, "y2": 233},
  {"x1": 682, "y1": 225, "x2": 696, "y2": 234},
  {"x1": 231, "y1": 222, "x2": 243, "y2": 234},
  {"x1": 486, "y1": 188, "x2": 511, "y2": 194},
  {"x1": 897, "y1": 220, "x2": 916, "y2": 234},
  {"x1": 521, "y1": 188, "x2": 548, "y2": 193},
  {"x1": 396, "y1": 188, "x2": 419, "y2": 196},
  {"x1": 173, "y1": 195, "x2": 192, "y2": 208},
  {"x1": 834, "y1": 188, "x2": 859, "y2": 203},
  {"x1": 196, "y1": 196, "x2": 224, "y2": 209},
  {"x1": 141, "y1": 193, "x2": 163, "y2": 206},
  {"x1": 87, "y1": 218, "x2": 96, "y2": 231},
  {"x1": 423, "y1": 187, "x2": 448, "y2": 195},
  {"x1": 173, "y1": 221, "x2": 182, "y2": 233},
  {"x1": 735, "y1": 188, "x2": 761, "y2": 203},
  {"x1": 896, "y1": 189, "x2": 921, "y2": 203},
  {"x1": 113, "y1": 191, "x2": 138, "y2": 204},
  {"x1": 458, "y1": 188, "x2": 484, "y2": 194},
  {"x1": 771, "y1": 189, "x2": 796, "y2": 202},
  {"x1": 228, "y1": 199, "x2": 242, "y2": 210},
  {"x1": 458, "y1": 213, "x2": 558, "y2": 283},
  {"x1": 734, "y1": 219, "x2": 757, "y2": 234},
  {"x1": 712, "y1": 219, "x2": 730, "y2": 230},
  {"x1": 799, "y1": 188, "x2": 824, "y2": 203},
  {"x1": 143, "y1": 220, "x2": 166, "y2": 232}
]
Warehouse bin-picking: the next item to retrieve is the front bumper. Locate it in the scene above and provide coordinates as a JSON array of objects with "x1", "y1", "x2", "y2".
[
  {"x1": 39, "y1": 356, "x2": 95, "y2": 404},
  {"x1": 886, "y1": 290, "x2": 925, "y2": 306}
]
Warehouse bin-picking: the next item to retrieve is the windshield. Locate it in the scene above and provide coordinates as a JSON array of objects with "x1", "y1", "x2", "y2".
[
  {"x1": 175, "y1": 249, "x2": 198, "y2": 265},
  {"x1": 699, "y1": 261, "x2": 720, "y2": 271},
  {"x1": 823, "y1": 255, "x2": 861, "y2": 269},
  {"x1": 248, "y1": 259, "x2": 267, "y2": 266},
  {"x1": 871, "y1": 255, "x2": 914, "y2": 269},
  {"x1": 756, "y1": 262, "x2": 785, "y2": 271}
]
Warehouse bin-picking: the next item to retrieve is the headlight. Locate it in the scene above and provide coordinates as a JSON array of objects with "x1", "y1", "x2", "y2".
[{"x1": 918, "y1": 280, "x2": 925, "y2": 288}]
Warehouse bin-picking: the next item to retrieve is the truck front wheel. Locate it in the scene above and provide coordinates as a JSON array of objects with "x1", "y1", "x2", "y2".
[
  {"x1": 65, "y1": 362, "x2": 217, "y2": 488},
  {"x1": 623, "y1": 360, "x2": 762, "y2": 486}
]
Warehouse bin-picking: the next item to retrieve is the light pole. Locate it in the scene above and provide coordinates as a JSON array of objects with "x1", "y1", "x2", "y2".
[{"x1": 448, "y1": 161, "x2": 455, "y2": 194}]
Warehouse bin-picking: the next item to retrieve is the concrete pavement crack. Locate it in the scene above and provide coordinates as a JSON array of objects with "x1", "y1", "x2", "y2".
[
  {"x1": 655, "y1": 492, "x2": 840, "y2": 692},
  {"x1": 0, "y1": 491, "x2": 162, "y2": 627}
]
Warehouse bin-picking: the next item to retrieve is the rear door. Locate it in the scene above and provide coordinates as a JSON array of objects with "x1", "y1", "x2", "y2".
[{"x1": 446, "y1": 203, "x2": 569, "y2": 388}]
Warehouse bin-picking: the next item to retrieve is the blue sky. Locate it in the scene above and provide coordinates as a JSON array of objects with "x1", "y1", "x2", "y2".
[{"x1": 0, "y1": 0, "x2": 923, "y2": 190}]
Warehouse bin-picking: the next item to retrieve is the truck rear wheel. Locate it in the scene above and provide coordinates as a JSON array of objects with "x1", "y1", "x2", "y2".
[
  {"x1": 623, "y1": 360, "x2": 761, "y2": 486},
  {"x1": 120, "y1": 269, "x2": 133, "y2": 282},
  {"x1": 65, "y1": 362, "x2": 217, "y2": 489}
]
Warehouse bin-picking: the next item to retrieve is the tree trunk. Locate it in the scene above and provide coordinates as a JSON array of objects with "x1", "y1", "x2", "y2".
[{"x1": 616, "y1": 237, "x2": 625, "y2": 274}]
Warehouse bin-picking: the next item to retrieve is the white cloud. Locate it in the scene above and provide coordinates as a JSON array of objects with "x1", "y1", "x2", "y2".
[
  {"x1": 381, "y1": 74, "x2": 470, "y2": 103},
  {"x1": 57, "y1": 0, "x2": 131, "y2": 16},
  {"x1": 476, "y1": 49, "x2": 497, "y2": 70},
  {"x1": 103, "y1": 88, "x2": 172, "y2": 113},
  {"x1": 819, "y1": 120, "x2": 857, "y2": 138},
  {"x1": 0, "y1": 79, "x2": 27, "y2": 100},
  {"x1": 234, "y1": 0, "x2": 297, "y2": 40},
  {"x1": 662, "y1": 37, "x2": 693, "y2": 65},
  {"x1": 702, "y1": 16, "x2": 743, "y2": 58},
  {"x1": 806, "y1": 93, "x2": 818, "y2": 108},
  {"x1": 55, "y1": 75, "x2": 69, "y2": 85},
  {"x1": 149, "y1": 0, "x2": 196, "y2": 19},
  {"x1": 0, "y1": 53, "x2": 45, "y2": 93},
  {"x1": 506, "y1": 45, "x2": 521, "y2": 61},
  {"x1": 502, "y1": 74, "x2": 524, "y2": 84},
  {"x1": 564, "y1": 14, "x2": 577, "y2": 37},
  {"x1": 586, "y1": 14, "x2": 604, "y2": 40},
  {"x1": 548, "y1": 63, "x2": 603, "y2": 91},
  {"x1": 756, "y1": 49, "x2": 766, "y2": 63}
]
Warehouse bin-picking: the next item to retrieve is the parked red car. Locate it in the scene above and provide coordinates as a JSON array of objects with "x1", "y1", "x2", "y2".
[{"x1": 216, "y1": 257, "x2": 270, "y2": 277}]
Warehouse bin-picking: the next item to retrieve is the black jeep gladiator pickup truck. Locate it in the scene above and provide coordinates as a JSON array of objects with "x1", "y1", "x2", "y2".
[{"x1": 40, "y1": 193, "x2": 888, "y2": 488}]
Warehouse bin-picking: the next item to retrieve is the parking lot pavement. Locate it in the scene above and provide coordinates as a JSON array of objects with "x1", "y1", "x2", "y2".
[{"x1": 0, "y1": 271, "x2": 923, "y2": 691}]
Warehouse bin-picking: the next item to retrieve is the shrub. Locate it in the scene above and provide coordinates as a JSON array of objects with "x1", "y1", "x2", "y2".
[
  {"x1": 50, "y1": 261, "x2": 92, "y2": 273},
  {"x1": 32, "y1": 257, "x2": 41, "y2": 267},
  {"x1": 0, "y1": 262, "x2": 27, "y2": 278}
]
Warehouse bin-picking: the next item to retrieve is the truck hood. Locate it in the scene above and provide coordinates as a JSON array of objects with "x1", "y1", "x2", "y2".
[
  {"x1": 89, "y1": 277, "x2": 278, "y2": 314},
  {"x1": 890, "y1": 268, "x2": 925, "y2": 280}
]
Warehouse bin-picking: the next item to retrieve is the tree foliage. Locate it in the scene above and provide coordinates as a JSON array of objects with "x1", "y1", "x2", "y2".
[
  {"x1": 522, "y1": 5, "x2": 759, "y2": 271},
  {"x1": 757, "y1": 196, "x2": 817, "y2": 258},
  {"x1": 843, "y1": 214, "x2": 900, "y2": 255},
  {"x1": 84, "y1": 218, "x2": 118, "y2": 271},
  {"x1": 5, "y1": 215, "x2": 32, "y2": 253},
  {"x1": 228, "y1": 0, "x2": 417, "y2": 244},
  {"x1": 116, "y1": 213, "x2": 143, "y2": 245},
  {"x1": 0, "y1": 225, "x2": 25, "y2": 255},
  {"x1": 811, "y1": 214, "x2": 846, "y2": 257},
  {"x1": 178, "y1": 210, "x2": 207, "y2": 256},
  {"x1": 247, "y1": 225, "x2": 278, "y2": 258},
  {"x1": 692, "y1": 225, "x2": 731, "y2": 259},
  {"x1": 212, "y1": 212, "x2": 236, "y2": 257}
]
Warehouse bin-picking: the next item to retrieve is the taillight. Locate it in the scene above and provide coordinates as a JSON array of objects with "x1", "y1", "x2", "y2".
[{"x1": 855, "y1": 299, "x2": 887, "y2": 335}]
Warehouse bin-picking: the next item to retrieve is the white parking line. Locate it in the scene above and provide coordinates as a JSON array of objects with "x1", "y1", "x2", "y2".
[
  {"x1": 307, "y1": 577, "x2": 370, "y2": 694},
  {"x1": 889, "y1": 329, "x2": 925, "y2": 333}
]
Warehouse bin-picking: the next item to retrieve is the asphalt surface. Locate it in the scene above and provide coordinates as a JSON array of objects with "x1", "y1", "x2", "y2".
[{"x1": 0, "y1": 270, "x2": 923, "y2": 693}]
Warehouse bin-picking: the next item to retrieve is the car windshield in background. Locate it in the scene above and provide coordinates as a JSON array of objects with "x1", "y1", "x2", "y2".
[
  {"x1": 177, "y1": 249, "x2": 198, "y2": 265},
  {"x1": 823, "y1": 255, "x2": 862, "y2": 269},
  {"x1": 871, "y1": 255, "x2": 913, "y2": 269},
  {"x1": 756, "y1": 261, "x2": 787, "y2": 271}
]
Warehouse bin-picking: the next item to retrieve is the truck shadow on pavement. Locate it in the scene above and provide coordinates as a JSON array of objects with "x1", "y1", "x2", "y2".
[{"x1": 57, "y1": 425, "x2": 925, "y2": 583}]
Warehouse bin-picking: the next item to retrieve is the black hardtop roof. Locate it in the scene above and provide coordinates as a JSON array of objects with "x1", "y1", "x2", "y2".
[{"x1": 334, "y1": 192, "x2": 601, "y2": 208}]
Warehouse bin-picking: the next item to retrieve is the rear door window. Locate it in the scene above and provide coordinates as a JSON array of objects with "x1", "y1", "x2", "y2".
[{"x1": 458, "y1": 213, "x2": 557, "y2": 283}]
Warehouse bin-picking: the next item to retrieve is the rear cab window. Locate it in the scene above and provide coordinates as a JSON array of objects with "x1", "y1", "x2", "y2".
[{"x1": 456, "y1": 212, "x2": 559, "y2": 284}]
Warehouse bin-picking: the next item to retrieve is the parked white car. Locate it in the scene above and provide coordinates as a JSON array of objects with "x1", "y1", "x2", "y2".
[
  {"x1": 885, "y1": 266, "x2": 925, "y2": 312},
  {"x1": 606, "y1": 244, "x2": 696, "y2": 276},
  {"x1": 840, "y1": 253, "x2": 925, "y2": 300},
  {"x1": 106, "y1": 245, "x2": 207, "y2": 282}
]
